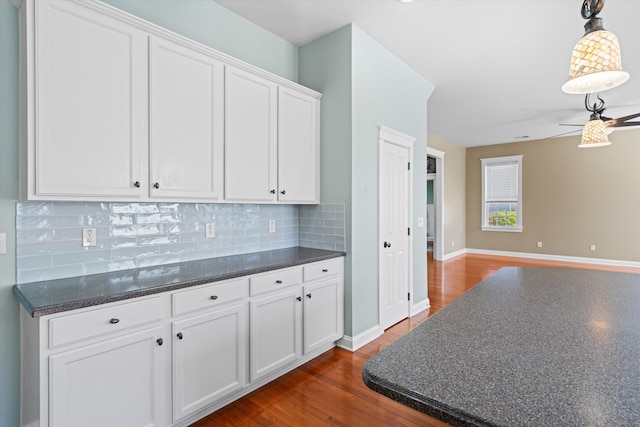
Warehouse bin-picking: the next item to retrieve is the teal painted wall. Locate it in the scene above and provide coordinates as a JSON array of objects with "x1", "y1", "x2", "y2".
[
  {"x1": 0, "y1": 1, "x2": 298, "y2": 424},
  {"x1": 298, "y1": 25, "x2": 354, "y2": 334},
  {"x1": 299, "y1": 24, "x2": 434, "y2": 338},
  {"x1": 102, "y1": 0, "x2": 298, "y2": 82},
  {"x1": 0, "y1": 1, "x2": 19, "y2": 425},
  {"x1": 351, "y1": 25, "x2": 433, "y2": 333}
]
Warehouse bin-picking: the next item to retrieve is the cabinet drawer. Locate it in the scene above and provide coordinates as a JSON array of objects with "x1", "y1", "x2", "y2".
[
  {"x1": 49, "y1": 297, "x2": 164, "y2": 348},
  {"x1": 172, "y1": 278, "x2": 246, "y2": 317},
  {"x1": 304, "y1": 258, "x2": 343, "y2": 282},
  {"x1": 250, "y1": 267, "x2": 302, "y2": 296}
]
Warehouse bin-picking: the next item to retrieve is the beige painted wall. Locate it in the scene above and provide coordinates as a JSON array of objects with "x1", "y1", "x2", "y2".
[
  {"x1": 427, "y1": 133, "x2": 466, "y2": 255},
  {"x1": 466, "y1": 128, "x2": 640, "y2": 261}
]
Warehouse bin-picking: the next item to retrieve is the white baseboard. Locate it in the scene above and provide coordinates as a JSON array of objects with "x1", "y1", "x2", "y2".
[
  {"x1": 336, "y1": 324, "x2": 381, "y2": 352},
  {"x1": 336, "y1": 300, "x2": 430, "y2": 352},
  {"x1": 442, "y1": 248, "x2": 467, "y2": 260},
  {"x1": 410, "y1": 298, "x2": 429, "y2": 317},
  {"x1": 465, "y1": 248, "x2": 640, "y2": 269}
]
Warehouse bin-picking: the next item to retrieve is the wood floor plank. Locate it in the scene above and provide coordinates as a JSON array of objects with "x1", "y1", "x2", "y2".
[{"x1": 191, "y1": 252, "x2": 640, "y2": 426}]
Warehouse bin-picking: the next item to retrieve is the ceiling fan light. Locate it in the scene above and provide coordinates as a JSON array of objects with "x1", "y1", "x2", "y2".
[
  {"x1": 562, "y1": 30, "x2": 629, "y2": 94},
  {"x1": 578, "y1": 119, "x2": 611, "y2": 148}
]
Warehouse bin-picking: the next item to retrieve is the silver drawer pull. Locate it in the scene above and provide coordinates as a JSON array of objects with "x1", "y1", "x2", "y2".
[
  {"x1": 210, "y1": 295, "x2": 218, "y2": 300},
  {"x1": 109, "y1": 318, "x2": 120, "y2": 324}
]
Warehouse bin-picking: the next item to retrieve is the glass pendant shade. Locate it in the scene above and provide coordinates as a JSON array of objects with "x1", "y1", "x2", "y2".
[
  {"x1": 578, "y1": 119, "x2": 611, "y2": 147},
  {"x1": 562, "y1": 30, "x2": 629, "y2": 94}
]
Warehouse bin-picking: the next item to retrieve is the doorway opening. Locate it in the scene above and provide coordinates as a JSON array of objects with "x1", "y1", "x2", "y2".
[{"x1": 426, "y1": 147, "x2": 444, "y2": 261}]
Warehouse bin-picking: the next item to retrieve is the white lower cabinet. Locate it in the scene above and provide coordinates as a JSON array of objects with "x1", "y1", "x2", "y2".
[
  {"x1": 172, "y1": 303, "x2": 246, "y2": 421},
  {"x1": 49, "y1": 327, "x2": 165, "y2": 427},
  {"x1": 20, "y1": 257, "x2": 343, "y2": 427},
  {"x1": 250, "y1": 287, "x2": 302, "y2": 381},
  {"x1": 249, "y1": 258, "x2": 344, "y2": 381},
  {"x1": 303, "y1": 277, "x2": 343, "y2": 355}
]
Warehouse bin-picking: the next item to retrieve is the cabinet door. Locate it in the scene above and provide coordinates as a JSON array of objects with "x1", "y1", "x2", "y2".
[
  {"x1": 149, "y1": 37, "x2": 224, "y2": 201},
  {"x1": 172, "y1": 304, "x2": 246, "y2": 422},
  {"x1": 250, "y1": 288, "x2": 302, "y2": 381},
  {"x1": 278, "y1": 87, "x2": 320, "y2": 203},
  {"x1": 224, "y1": 67, "x2": 278, "y2": 202},
  {"x1": 33, "y1": 0, "x2": 147, "y2": 199},
  {"x1": 49, "y1": 327, "x2": 164, "y2": 427},
  {"x1": 303, "y1": 277, "x2": 344, "y2": 354}
]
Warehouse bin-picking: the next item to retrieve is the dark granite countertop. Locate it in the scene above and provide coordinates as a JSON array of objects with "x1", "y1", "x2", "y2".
[
  {"x1": 14, "y1": 247, "x2": 345, "y2": 317},
  {"x1": 363, "y1": 267, "x2": 640, "y2": 427}
]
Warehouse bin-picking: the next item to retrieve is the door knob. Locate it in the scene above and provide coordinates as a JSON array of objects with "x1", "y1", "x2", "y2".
[{"x1": 384, "y1": 241, "x2": 391, "y2": 248}]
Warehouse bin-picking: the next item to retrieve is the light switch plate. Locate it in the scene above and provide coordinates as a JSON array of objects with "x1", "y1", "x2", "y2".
[{"x1": 417, "y1": 217, "x2": 424, "y2": 227}]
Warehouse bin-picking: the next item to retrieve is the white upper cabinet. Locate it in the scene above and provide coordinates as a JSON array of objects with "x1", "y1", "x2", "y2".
[
  {"x1": 278, "y1": 87, "x2": 320, "y2": 203},
  {"x1": 224, "y1": 67, "x2": 279, "y2": 202},
  {"x1": 225, "y1": 69, "x2": 320, "y2": 204},
  {"x1": 27, "y1": 0, "x2": 148, "y2": 200},
  {"x1": 18, "y1": 0, "x2": 321, "y2": 203},
  {"x1": 149, "y1": 36, "x2": 224, "y2": 201}
]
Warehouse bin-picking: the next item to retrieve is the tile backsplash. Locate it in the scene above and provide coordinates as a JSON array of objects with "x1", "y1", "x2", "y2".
[{"x1": 16, "y1": 202, "x2": 345, "y2": 283}]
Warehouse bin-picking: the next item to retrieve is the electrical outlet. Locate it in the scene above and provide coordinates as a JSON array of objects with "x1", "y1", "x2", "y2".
[
  {"x1": 590, "y1": 244, "x2": 596, "y2": 251},
  {"x1": 82, "y1": 228, "x2": 97, "y2": 247},
  {"x1": 205, "y1": 223, "x2": 215, "y2": 238},
  {"x1": 537, "y1": 241, "x2": 543, "y2": 248},
  {"x1": 451, "y1": 240, "x2": 455, "y2": 247},
  {"x1": 269, "y1": 220, "x2": 276, "y2": 233}
]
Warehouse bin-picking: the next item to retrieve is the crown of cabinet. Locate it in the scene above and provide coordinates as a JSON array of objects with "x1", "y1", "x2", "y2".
[{"x1": 16, "y1": 0, "x2": 320, "y2": 203}]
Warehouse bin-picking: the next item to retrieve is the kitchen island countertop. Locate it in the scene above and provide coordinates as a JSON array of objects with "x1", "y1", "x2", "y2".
[{"x1": 363, "y1": 267, "x2": 640, "y2": 427}]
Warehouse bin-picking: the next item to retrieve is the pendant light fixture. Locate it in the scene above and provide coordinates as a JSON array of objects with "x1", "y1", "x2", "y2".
[
  {"x1": 562, "y1": 0, "x2": 629, "y2": 94},
  {"x1": 578, "y1": 119, "x2": 611, "y2": 147},
  {"x1": 577, "y1": 94, "x2": 611, "y2": 147}
]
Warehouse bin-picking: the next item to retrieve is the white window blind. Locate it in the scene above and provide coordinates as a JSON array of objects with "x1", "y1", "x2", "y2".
[
  {"x1": 486, "y1": 162, "x2": 518, "y2": 202},
  {"x1": 481, "y1": 155, "x2": 523, "y2": 232}
]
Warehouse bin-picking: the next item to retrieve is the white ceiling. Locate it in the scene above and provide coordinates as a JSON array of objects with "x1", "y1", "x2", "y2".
[{"x1": 216, "y1": 0, "x2": 640, "y2": 147}]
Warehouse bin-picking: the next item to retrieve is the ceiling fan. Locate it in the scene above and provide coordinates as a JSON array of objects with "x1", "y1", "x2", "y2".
[{"x1": 556, "y1": 94, "x2": 640, "y2": 147}]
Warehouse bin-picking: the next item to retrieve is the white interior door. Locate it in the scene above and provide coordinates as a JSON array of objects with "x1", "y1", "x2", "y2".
[{"x1": 379, "y1": 126, "x2": 414, "y2": 331}]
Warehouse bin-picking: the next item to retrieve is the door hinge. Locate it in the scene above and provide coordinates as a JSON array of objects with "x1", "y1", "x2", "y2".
[
  {"x1": 408, "y1": 227, "x2": 410, "y2": 236},
  {"x1": 407, "y1": 292, "x2": 411, "y2": 301},
  {"x1": 408, "y1": 162, "x2": 411, "y2": 171}
]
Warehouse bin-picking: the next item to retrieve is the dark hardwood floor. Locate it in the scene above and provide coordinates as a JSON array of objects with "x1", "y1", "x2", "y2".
[{"x1": 190, "y1": 252, "x2": 640, "y2": 427}]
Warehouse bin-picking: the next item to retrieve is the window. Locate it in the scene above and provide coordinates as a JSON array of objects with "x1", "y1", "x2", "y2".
[{"x1": 481, "y1": 155, "x2": 522, "y2": 232}]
